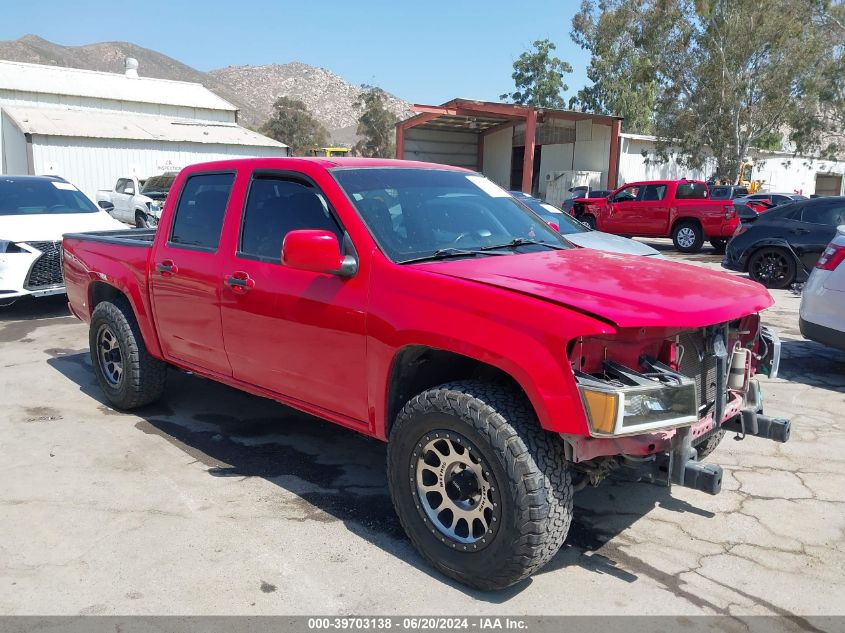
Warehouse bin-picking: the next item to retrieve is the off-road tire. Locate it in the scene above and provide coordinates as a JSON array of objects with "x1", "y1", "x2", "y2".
[
  {"x1": 387, "y1": 380, "x2": 573, "y2": 590},
  {"x1": 710, "y1": 238, "x2": 728, "y2": 254},
  {"x1": 694, "y1": 430, "x2": 726, "y2": 461},
  {"x1": 89, "y1": 298, "x2": 166, "y2": 409},
  {"x1": 581, "y1": 214, "x2": 597, "y2": 230},
  {"x1": 672, "y1": 221, "x2": 705, "y2": 253}
]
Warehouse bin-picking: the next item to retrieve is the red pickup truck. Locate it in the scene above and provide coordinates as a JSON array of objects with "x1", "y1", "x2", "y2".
[
  {"x1": 574, "y1": 179, "x2": 739, "y2": 253},
  {"x1": 63, "y1": 158, "x2": 788, "y2": 590}
]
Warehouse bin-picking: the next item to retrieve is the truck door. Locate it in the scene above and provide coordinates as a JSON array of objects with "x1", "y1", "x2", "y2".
[
  {"x1": 149, "y1": 171, "x2": 235, "y2": 377},
  {"x1": 637, "y1": 183, "x2": 669, "y2": 235},
  {"x1": 603, "y1": 184, "x2": 643, "y2": 234},
  {"x1": 219, "y1": 171, "x2": 369, "y2": 423}
]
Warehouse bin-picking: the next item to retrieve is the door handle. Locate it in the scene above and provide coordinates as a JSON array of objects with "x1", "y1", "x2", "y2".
[
  {"x1": 225, "y1": 272, "x2": 255, "y2": 294},
  {"x1": 155, "y1": 260, "x2": 178, "y2": 276},
  {"x1": 792, "y1": 228, "x2": 811, "y2": 234}
]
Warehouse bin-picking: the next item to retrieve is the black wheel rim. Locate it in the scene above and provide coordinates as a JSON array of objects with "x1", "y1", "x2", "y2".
[
  {"x1": 411, "y1": 430, "x2": 502, "y2": 551},
  {"x1": 96, "y1": 324, "x2": 124, "y2": 386},
  {"x1": 752, "y1": 251, "x2": 790, "y2": 284}
]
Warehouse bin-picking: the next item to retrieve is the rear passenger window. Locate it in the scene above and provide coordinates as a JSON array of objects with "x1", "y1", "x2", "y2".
[
  {"x1": 169, "y1": 173, "x2": 235, "y2": 251},
  {"x1": 802, "y1": 202, "x2": 845, "y2": 226},
  {"x1": 676, "y1": 182, "x2": 708, "y2": 199},
  {"x1": 239, "y1": 177, "x2": 343, "y2": 262}
]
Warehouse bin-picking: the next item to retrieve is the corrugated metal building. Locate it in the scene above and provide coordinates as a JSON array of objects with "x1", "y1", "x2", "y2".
[
  {"x1": 0, "y1": 59, "x2": 287, "y2": 199},
  {"x1": 396, "y1": 99, "x2": 623, "y2": 201}
]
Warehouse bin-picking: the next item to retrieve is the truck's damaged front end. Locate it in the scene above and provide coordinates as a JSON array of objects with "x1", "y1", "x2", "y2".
[{"x1": 563, "y1": 315, "x2": 788, "y2": 495}]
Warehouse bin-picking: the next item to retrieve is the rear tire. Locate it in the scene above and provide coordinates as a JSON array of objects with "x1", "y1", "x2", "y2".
[
  {"x1": 387, "y1": 380, "x2": 572, "y2": 590},
  {"x1": 672, "y1": 221, "x2": 704, "y2": 252},
  {"x1": 710, "y1": 238, "x2": 728, "y2": 254},
  {"x1": 89, "y1": 298, "x2": 166, "y2": 409},
  {"x1": 748, "y1": 247, "x2": 797, "y2": 289}
]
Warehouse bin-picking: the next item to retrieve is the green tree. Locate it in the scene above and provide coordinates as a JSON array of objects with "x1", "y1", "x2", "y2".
[
  {"x1": 571, "y1": 0, "x2": 844, "y2": 180},
  {"x1": 500, "y1": 39, "x2": 573, "y2": 108},
  {"x1": 353, "y1": 85, "x2": 398, "y2": 157},
  {"x1": 260, "y1": 97, "x2": 329, "y2": 156}
]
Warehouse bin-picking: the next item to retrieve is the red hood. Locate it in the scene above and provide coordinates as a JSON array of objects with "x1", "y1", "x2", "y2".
[{"x1": 415, "y1": 249, "x2": 773, "y2": 328}]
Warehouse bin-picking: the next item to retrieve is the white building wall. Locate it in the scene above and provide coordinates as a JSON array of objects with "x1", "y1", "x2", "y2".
[
  {"x1": 618, "y1": 137, "x2": 713, "y2": 185},
  {"x1": 536, "y1": 123, "x2": 613, "y2": 193},
  {"x1": 749, "y1": 154, "x2": 845, "y2": 196},
  {"x1": 1, "y1": 110, "x2": 28, "y2": 174},
  {"x1": 538, "y1": 144, "x2": 573, "y2": 195},
  {"x1": 482, "y1": 126, "x2": 512, "y2": 188},
  {"x1": 0, "y1": 89, "x2": 232, "y2": 123},
  {"x1": 30, "y1": 136, "x2": 285, "y2": 200}
]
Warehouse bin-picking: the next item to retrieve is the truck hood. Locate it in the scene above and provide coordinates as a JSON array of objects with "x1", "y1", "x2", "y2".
[
  {"x1": 415, "y1": 249, "x2": 773, "y2": 328},
  {"x1": 0, "y1": 211, "x2": 125, "y2": 242}
]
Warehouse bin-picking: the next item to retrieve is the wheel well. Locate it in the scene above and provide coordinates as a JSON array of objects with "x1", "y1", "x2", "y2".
[
  {"x1": 89, "y1": 281, "x2": 127, "y2": 310},
  {"x1": 385, "y1": 346, "x2": 530, "y2": 437},
  {"x1": 672, "y1": 217, "x2": 702, "y2": 233}
]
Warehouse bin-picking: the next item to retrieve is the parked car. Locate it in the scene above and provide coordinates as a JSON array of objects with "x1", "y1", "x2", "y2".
[
  {"x1": 96, "y1": 173, "x2": 177, "y2": 228},
  {"x1": 737, "y1": 192, "x2": 807, "y2": 207},
  {"x1": 0, "y1": 175, "x2": 124, "y2": 307},
  {"x1": 710, "y1": 185, "x2": 750, "y2": 200},
  {"x1": 560, "y1": 188, "x2": 611, "y2": 215},
  {"x1": 574, "y1": 179, "x2": 738, "y2": 253},
  {"x1": 509, "y1": 192, "x2": 661, "y2": 257},
  {"x1": 63, "y1": 158, "x2": 787, "y2": 590},
  {"x1": 722, "y1": 197, "x2": 845, "y2": 289},
  {"x1": 799, "y1": 225, "x2": 845, "y2": 351}
]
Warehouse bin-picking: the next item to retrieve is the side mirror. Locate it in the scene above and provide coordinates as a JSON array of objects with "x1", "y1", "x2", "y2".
[
  {"x1": 98, "y1": 200, "x2": 115, "y2": 211},
  {"x1": 282, "y1": 230, "x2": 357, "y2": 277}
]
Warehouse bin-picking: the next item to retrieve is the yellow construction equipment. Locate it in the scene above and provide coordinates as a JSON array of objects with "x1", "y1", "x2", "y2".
[{"x1": 309, "y1": 147, "x2": 351, "y2": 158}]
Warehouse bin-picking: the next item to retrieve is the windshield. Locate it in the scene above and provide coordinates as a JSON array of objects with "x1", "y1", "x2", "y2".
[
  {"x1": 334, "y1": 168, "x2": 569, "y2": 263},
  {"x1": 141, "y1": 174, "x2": 177, "y2": 195},
  {"x1": 515, "y1": 197, "x2": 587, "y2": 235},
  {"x1": 0, "y1": 178, "x2": 98, "y2": 216}
]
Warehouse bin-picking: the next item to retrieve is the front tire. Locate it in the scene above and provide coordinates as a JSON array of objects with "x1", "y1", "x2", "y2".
[
  {"x1": 672, "y1": 221, "x2": 704, "y2": 252},
  {"x1": 135, "y1": 211, "x2": 150, "y2": 228},
  {"x1": 387, "y1": 381, "x2": 572, "y2": 590},
  {"x1": 581, "y1": 215, "x2": 597, "y2": 230},
  {"x1": 89, "y1": 299, "x2": 166, "y2": 409}
]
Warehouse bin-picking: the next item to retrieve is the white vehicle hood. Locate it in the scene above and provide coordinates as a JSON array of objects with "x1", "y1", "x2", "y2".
[
  {"x1": 565, "y1": 231, "x2": 662, "y2": 257},
  {"x1": 0, "y1": 211, "x2": 125, "y2": 242}
]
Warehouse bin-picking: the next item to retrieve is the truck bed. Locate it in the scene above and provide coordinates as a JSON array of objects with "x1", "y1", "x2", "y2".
[{"x1": 63, "y1": 228, "x2": 156, "y2": 246}]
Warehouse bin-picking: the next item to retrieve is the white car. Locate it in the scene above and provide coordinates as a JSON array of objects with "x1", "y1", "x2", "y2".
[
  {"x1": 0, "y1": 175, "x2": 125, "y2": 307},
  {"x1": 799, "y1": 225, "x2": 845, "y2": 351}
]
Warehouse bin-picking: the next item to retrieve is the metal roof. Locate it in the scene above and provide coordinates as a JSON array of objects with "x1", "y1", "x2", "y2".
[
  {"x1": 0, "y1": 60, "x2": 237, "y2": 112},
  {"x1": 2, "y1": 106, "x2": 287, "y2": 148}
]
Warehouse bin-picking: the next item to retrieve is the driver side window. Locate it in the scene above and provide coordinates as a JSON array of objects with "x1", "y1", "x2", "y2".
[{"x1": 612, "y1": 185, "x2": 640, "y2": 203}]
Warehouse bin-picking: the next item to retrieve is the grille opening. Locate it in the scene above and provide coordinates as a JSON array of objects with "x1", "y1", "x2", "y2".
[{"x1": 23, "y1": 241, "x2": 64, "y2": 290}]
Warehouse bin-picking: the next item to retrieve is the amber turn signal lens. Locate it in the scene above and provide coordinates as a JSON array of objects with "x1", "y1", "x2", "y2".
[{"x1": 580, "y1": 389, "x2": 619, "y2": 435}]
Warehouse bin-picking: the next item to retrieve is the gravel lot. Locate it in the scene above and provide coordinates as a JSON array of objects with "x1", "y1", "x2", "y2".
[{"x1": 1, "y1": 241, "x2": 843, "y2": 620}]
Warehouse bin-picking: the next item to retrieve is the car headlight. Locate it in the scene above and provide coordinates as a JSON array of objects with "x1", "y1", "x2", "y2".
[
  {"x1": 576, "y1": 361, "x2": 698, "y2": 436},
  {"x1": 0, "y1": 239, "x2": 25, "y2": 254}
]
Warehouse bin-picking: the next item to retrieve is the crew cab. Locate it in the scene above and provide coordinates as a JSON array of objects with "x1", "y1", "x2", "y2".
[
  {"x1": 63, "y1": 158, "x2": 788, "y2": 590},
  {"x1": 574, "y1": 179, "x2": 738, "y2": 253},
  {"x1": 96, "y1": 173, "x2": 177, "y2": 228}
]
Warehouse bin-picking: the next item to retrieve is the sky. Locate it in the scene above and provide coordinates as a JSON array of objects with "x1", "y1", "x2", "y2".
[{"x1": 0, "y1": 0, "x2": 592, "y2": 105}]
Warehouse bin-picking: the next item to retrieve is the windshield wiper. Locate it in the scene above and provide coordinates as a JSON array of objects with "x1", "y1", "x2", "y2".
[
  {"x1": 479, "y1": 238, "x2": 566, "y2": 251},
  {"x1": 400, "y1": 248, "x2": 512, "y2": 265}
]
